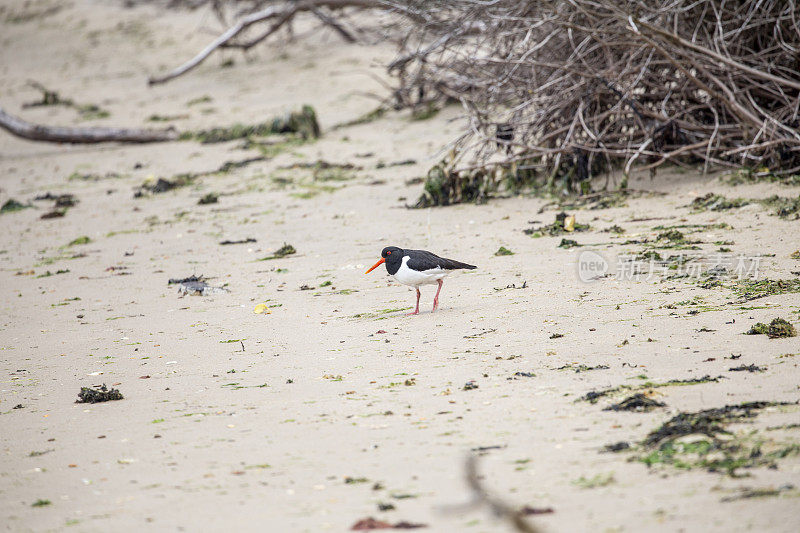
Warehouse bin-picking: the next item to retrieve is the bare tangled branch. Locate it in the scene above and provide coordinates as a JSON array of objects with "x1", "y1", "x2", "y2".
[
  {"x1": 148, "y1": 0, "x2": 388, "y2": 85},
  {"x1": 388, "y1": 0, "x2": 800, "y2": 188}
]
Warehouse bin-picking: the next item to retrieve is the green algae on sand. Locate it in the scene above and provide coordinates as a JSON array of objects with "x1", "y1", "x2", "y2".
[
  {"x1": 732, "y1": 279, "x2": 800, "y2": 302},
  {"x1": 1, "y1": 199, "x2": 31, "y2": 214}
]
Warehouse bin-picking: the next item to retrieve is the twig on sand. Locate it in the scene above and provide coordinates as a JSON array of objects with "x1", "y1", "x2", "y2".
[
  {"x1": 148, "y1": 0, "x2": 381, "y2": 85},
  {"x1": 463, "y1": 455, "x2": 543, "y2": 533},
  {"x1": 0, "y1": 106, "x2": 178, "y2": 144}
]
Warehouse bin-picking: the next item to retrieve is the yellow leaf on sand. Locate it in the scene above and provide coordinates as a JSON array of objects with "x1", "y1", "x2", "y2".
[
  {"x1": 564, "y1": 215, "x2": 576, "y2": 232},
  {"x1": 254, "y1": 304, "x2": 270, "y2": 314}
]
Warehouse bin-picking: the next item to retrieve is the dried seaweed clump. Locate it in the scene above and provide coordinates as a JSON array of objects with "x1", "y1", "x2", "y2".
[
  {"x1": 198, "y1": 192, "x2": 219, "y2": 205},
  {"x1": 657, "y1": 229, "x2": 685, "y2": 243},
  {"x1": 260, "y1": 243, "x2": 296, "y2": 261},
  {"x1": 604, "y1": 393, "x2": 666, "y2": 412},
  {"x1": 182, "y1": 105, "x2": 320, "y2": 143},
  {"x1": 759, "y1": 194, "x2": 800, "y2": 219},
  {"x1": 77, "y1": 384, "x2": 123, "y2": 403},
  {"x1": 1, "y1": 199, "x2": 31, "y2": 214},
  {"x1": 689, "y1": 193, "x2": 750, "y2": 212},
  {"x1": 747, "y1": 318, "x2": 797, "y2": 339},
  {"x1": 413, "y1": 158, "x2": 502, "y2": 207},
  {"x1": 638, "y1": 401, "x2": 798, "y2": 475},
  {"x1": 413, "y1": 152, "x2": 598, "y2": 207},
  {"x1": 135, "y1": 174, "x2": 196, "y2": 197}
]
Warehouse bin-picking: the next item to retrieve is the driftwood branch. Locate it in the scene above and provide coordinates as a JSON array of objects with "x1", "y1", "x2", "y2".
[
  {"x1": 149, "y1": 0, "x2": 382, "y2": 85},
  {"x1": 465, "y1": 455, "x2": 542, "y2": 533},
  {"x1": 218, "y1": 5, "x2": 296, "y2": 51},
  {"x1": 0, "y1": 106, "x2": 178, "y2": 144},
  {"x1": 149, "y1": 5, "x2": 280, "y2": 84}
]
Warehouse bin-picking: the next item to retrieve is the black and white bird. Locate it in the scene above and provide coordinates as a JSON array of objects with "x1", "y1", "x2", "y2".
[{"x1": 365, "y1": 246, "x2": 476, "y2": 315}]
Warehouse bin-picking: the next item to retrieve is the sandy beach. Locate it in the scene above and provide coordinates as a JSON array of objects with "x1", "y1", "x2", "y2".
[{"x1": 1, "y1": 1, "x2": 799, "y2": 531}]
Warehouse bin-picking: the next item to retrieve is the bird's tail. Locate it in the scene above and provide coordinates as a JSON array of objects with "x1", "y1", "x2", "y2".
[{"x1": 442, "y1": 258, "x2": 477, "y2": 270}]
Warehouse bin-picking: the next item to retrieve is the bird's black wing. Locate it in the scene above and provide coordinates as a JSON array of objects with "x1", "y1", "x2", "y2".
[{"x1": 407, "y1": 249, "x2": 476, "y2": 271}]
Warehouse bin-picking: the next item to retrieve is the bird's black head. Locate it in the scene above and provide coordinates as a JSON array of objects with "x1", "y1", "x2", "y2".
[
  {"x1": 381, "y1": 246, "x2": 402, "y2": 259},
  {"x1": 366, "y1": 246, "x2": 404, "y2": 275}
]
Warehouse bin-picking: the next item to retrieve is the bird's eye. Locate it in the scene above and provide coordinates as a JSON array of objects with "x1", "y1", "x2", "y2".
[{"x1": 386, "y1": 251, "x2": 391, "y2": 255}]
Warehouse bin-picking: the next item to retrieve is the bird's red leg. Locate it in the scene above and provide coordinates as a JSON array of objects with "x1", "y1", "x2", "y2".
[
  {"x1": 406, "y1": 288, "x2": 421, "y2": 316},
  {"x1": 432, "y1": 279, "x2": 443, "y2": 312}
]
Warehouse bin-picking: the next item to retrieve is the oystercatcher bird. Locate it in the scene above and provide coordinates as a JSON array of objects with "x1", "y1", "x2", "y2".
[{"x1": 365, "y1": 246, "x2": 476, "y2": 315}]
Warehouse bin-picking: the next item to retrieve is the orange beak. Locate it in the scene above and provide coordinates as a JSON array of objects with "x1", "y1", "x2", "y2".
[{"x1": 365, "y1": 258, "x2": 385, "y2": 274}]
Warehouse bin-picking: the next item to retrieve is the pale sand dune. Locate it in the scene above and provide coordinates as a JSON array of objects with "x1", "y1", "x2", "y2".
[{"x1": 1, "y1": 1, "x2": 799, "y2": 532}]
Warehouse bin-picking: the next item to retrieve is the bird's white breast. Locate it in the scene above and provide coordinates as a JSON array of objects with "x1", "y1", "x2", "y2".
[{"x1": 393, "y1": 255, "x2": 448, "y2": 286}]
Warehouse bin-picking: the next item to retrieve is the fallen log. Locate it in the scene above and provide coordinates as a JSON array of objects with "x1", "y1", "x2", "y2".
[{"x1": 0, "y1": 106, "x2": 178, "y2": 144}]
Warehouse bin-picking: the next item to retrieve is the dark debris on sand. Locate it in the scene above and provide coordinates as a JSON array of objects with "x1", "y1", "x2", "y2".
[
  {"x1": 34, "y1": 192, "x2": 78, "y2": 208},
  {"x1": 350, "y1": 517, "x2": 427, "y2": 530},
  {"x1": 220, "y1": 238, "x2": 256, "y2": 245},
  {"x1": 198, "y1": 192, "x2": 218, "y2": 205},
  {"x1": 602, "y1": 441, "x2": 631, "y2": 453},
  {"x1": 637, "y1": 401, "x2": 799, "y2": 475},
  {"x1": 168, "y1": 275, "x2": 203, "y2": 285},
  {"x1": 729, "y1": 364, "x2": 766, "y2": 373},
  {"x1": 76, "y1": 384, "x2": 123, "y2": 403},
  {"x1": 520, "y1": 506, "x2": 555, "y2": 515},
  {"x1": 604, "y1": 393, "x2": 666, "y2": 412},
  {"x1": 135, "y1": 176, "x2": 192, "y2": 196},
  {"x1": 643, "y1": 402, "x2": 787, "y2": 447},
  {"x1": 260, "y1": 243, "x2": 296, "y2": 261},
  {"x1": 556, "y1": 364, "x2": 609, "y2": 373},
  {"x1": 35, "y1": 192, "x2": 78, "y2": 218},
  {"x1": 168, "y1": 275, "x2": 227, "y2": 296}
]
